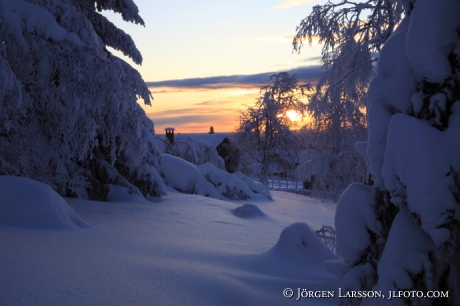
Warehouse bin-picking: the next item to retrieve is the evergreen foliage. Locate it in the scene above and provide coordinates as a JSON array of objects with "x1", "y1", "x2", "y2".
[
  {"x1": 0, "y1": 0, "x2": 164, "y2": 200},
  {"x1": 296, "y1": 1, "x2": 460, "y2": 304}
]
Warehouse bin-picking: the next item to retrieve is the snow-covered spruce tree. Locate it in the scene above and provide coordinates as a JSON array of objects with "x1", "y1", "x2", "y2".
[
  {"x1": 233, "y1": 72, "x2": 311, "y2": 185},
  {"x1": 0, "y1": 0, "x2": 164, "y2": 200},
  {"x1": 296, "y1": 1, "x2": 460, "y2": 305}
]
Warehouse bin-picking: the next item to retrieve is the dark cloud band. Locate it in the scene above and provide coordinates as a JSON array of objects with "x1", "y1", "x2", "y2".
[{"x1": 146, "y1": 65, "x2": 323, "y2": 89}]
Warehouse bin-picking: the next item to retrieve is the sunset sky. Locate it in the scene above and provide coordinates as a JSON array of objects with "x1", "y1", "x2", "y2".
[{"x1": 105, "y1": 0, "x2": 325, "y2": 133}]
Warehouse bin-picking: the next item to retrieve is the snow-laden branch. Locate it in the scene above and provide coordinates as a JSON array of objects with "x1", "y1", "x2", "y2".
[
  {"x1": 293, "y1": 0, "x2": 404, "y2": 124},
  {"x1": 86, "y1": 10, "x2": 143, "y2": 64},
  {"x1": 94, "y1": 0, "x2": 145, "y2": 25},
  {"x1": 1, "y1": 0, "x2": 85, "y2": 51}
]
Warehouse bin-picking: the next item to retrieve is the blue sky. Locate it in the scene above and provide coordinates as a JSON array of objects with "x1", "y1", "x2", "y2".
[{"x1": 105, "y1": 0, "x2": 325, "y2": 132}]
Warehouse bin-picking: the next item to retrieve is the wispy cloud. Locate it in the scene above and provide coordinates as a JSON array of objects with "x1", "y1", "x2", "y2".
[
  {"x1": 155, "y1": 107, "x2": 236, "y2": 116},
  {"x1": 146, "y1": 66, "x2": 323, "y2": 90},
  {"x1": 150, "y1": 89, "x2": 182, "y2": 94},
  {"x1": 150, "y1": 115, "x2": 212, "y2": 127},
  {"x1": 194, "y1": 100, "x2": 232, "y2": 106},
  {"x1": 270, "y1": 56, "x2": 322, "y2": 67},
  {"x1": 272, "y1": 0, "x2": 318, "y2": 9}
]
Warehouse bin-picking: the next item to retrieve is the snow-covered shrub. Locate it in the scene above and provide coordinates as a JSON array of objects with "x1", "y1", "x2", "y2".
[
  {"x1": 298, "y1": 1, "x2": 460, "y2": 304},
  {"x1": 268, "y1": 223, "x2": 338, "y2": 263},
  {"x1": 234, "y1": 171, "x2": 272, "y2": 200},
  {"x1": 216, "y1": 137, "x2": 240, "y2": 173},
  {"x1": 196, "y1": 163, "x2": 256, "y2": 200},
  {"x1": 315, "y1": 225, "x2": 336, "y2": 253},
  {"x1": 159, "y1": 154, "x2": 219, "y2": 199},
  {"x1": 0, "y1": 0, "x2": 164, "y2": 200},
  {"x1": 179, "y1": 138, "x2": 226, "y2": 170},
  {"x1": 159, "y1": 136, "x2": 226, "y2": 171}
]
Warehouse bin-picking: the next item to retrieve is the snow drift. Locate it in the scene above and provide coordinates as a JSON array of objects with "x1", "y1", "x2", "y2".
[
  {"x1": 0, "y1": 189, "x2": 338, "y2": 306},
  {"x1": 0, "y1": 176, "x2": 89, "y2": 230},
  {"x1": 233, "y1": 203, "x2": 266, "y2": 218}
]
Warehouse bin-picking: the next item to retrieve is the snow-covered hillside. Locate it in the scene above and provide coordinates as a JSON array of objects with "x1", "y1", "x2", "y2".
[{"x1": 0, "y1": 177, "x2": 337, "y2": 306}]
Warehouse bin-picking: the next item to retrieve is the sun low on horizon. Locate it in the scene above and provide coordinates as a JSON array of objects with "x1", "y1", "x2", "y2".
[{"x1": 286, "y1": 109, "x2": 301, "y2": 121}]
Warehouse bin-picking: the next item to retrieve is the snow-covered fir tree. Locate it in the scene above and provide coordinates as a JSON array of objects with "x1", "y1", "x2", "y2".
[
  {"x1": 297, "y1": 0, "x2": 460, "y2": 305},
  {"x1": 0, "y1": 0, "x2": 164, "y2": 200}
]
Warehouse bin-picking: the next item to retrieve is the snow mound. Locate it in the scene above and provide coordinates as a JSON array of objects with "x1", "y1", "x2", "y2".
[
  {"x1": 0, "y1": 176, "x2": 89, "y2": 230},
  {"x1": 159, "y1": 154, "x2": 219, "y2": 199},
  {"x1": 233, "y1": 171, "x2": 272, "y2": 200},
  {"x1": 196, "y1": 163, "x2": 255, "y2": 200},
  {"x1": 233, "y1": 203, "x2": 265, "y2": 218},
  {"x1": 268, "y1": 222, "x2": 337, "y2": 264}
]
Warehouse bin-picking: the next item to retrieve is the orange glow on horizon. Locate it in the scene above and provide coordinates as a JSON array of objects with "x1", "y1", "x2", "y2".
[
  {"x1": 142, "y1": 86, "x2": 261, "y2": 133},
  {"x1": 142, "y1": 86, "x2": 316, "y2": 134}
]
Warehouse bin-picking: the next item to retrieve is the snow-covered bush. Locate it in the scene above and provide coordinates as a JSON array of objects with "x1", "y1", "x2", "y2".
[
  {"x1": 0, "y1": 0, "x2": 164, "y2": 200},
  {"x1": 196, "y1": 163, "x2": 256, "y2": 200},
  {"x1": 297, "y1": 1, "x2": 460, "y2": 304},
  {"x1": 234, "y1": 171, "x2": 272, "y2": 200},
  {"x1": 159, "y1": 154, "x2": 219, "y2": 199},
  {"x1": 160, "y1": 156, "x2": 266, "y2": 201},
  {"x1": 159, "y1": 136, "x2": 226, "y2": 170},
  {"x1": 179, "y1": 138, "x2": 226, "y2": 170},
  {"x1": 268, "y1": 222, "x2": 338, "y2": 263},
  {"x1": 215, "y1": 137, "x2": 240, "y2": 173}
]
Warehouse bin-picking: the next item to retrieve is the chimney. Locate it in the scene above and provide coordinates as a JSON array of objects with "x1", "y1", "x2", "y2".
[{"x1": 165, "y1": 127, "x2": 175, "y2": 144}]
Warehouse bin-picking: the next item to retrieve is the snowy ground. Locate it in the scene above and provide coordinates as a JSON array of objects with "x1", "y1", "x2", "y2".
[{"x1": 0, "y1": 182, "x2": 338, "y2": 306}]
